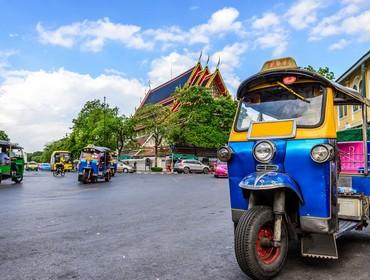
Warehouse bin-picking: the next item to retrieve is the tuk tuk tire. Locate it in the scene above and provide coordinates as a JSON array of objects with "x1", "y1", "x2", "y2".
[
  {"x1": 0, "y1": 174, "x2": 2, "y2": 184},
  {"x1": 13, "y1": 175, "x2": 23, "y2": 183},
  {"x1": 183, "y1": 167, "x2": 190, "y2": 174},
  {"x1": 235, "y1": 206, "x2": 288, "y2": 280},
  {"x1": 105, "y1": 173, "x2": 111, "y2": 182}
]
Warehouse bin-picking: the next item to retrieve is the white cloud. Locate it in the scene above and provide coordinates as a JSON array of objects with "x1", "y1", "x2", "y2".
[
  {"x1": 145, "y1": 7, "x2": 244, "y2": 47},
  {"x1": 0, "y1": 68, "x2": 145, "y2": 151},
  {"x1": 252, "y1": 12, "x2": 280, "y2": 29},
  {"x1": 250, "y1": 13, "x2": 288, "y2": 57},
  {"x1": 36, "y1": 18, "x2": 152, "y2": 52},
  {"x1": 148, "y1": 51, "x2": 198, "y2": 87},
  {"x1": 37, "y1": 8, "x2": 244, "y2": 52},
  {"x1": 286, "y1": 0, "x2": 324, "y2": 30},
  {"x1": 255, "y1": 32, "x2": 288, "y2": 57},
  {"x1": 210, "y1": 43, "x2": 247, "y2": 92},
  {"x1": 148, "y1": 44, "x2": 247, "y2": 94},
  {"x1": 309, "y1": 1, "x2": 370, "y2": 41},
  {"x1": 329, "y1": 39, "x2": 350, "y2": 50}
]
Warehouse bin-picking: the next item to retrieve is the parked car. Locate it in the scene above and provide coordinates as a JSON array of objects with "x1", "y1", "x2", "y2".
[
  {"x1": 117, "y1": 161, "x2": 134, "y2": 173},
  {"x1": 174, "y1": 159, "x2": 209, "y2": 174},
  {"x1": 26, "y1": 161, "x2": 39, "y2": 171},
  {"x1": 38, "y1": 162, "x2": 51, "y2": 171},
  {"x1": 214, "y1": 160, "x2": 228, "y2": 178}
]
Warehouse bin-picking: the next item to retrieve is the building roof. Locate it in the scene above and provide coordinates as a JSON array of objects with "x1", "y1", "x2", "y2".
[
  {"x1": 337, "y1": 49, "x2": 370, "y2": 83},
  {"x1": 141, "y1": 67, "x2": 195, "y2": 106}
]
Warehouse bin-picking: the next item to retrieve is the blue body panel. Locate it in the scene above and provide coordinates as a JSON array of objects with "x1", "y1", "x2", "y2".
[
  {"x1": 228, "y1": 139, "x2": 332, "y2": 219},
  {"x1": 239, "y1": 172, "x2": 303, "y2": 202},
  {"x1": 78, "y1": 159, "x2": 102, "y2": 175},
  {"x1": 352, "y1": 176, "x2": 370, "y2": 195}
]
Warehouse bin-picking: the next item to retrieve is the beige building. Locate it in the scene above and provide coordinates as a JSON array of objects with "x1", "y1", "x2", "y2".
[{"x1": 336, "y1": 50, "x2": 370, "y2": 131}]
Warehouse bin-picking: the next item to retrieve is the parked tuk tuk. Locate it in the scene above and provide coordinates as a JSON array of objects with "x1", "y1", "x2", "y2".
[
  {"x1": 0, "y1": 140, "x2": 24, "y2": 184},
  {"x1": 50, "y1": 151, "x2": 73, "y2": 172},
  {"x1": 218, "y1": 57, "x2": 370, "y2": 279},
  {"x1": 78, "y1": 144, "x2": 111, "y2": 183}
]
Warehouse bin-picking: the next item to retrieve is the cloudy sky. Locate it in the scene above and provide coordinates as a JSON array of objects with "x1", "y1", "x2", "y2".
[{"x1": 0, "y1": 0, "x2": 369, "y2": 151}]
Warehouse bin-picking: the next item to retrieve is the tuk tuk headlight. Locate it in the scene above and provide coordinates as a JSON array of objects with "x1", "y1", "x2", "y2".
[
  {"x1": 253, "y1": 141, "x2": 275, "y2": 163},
  {"x1": 310, "y1": 144, "x2": 334, "y2": 163},
  {"x1": 217, "y1": 146, "x2": 233, "y2": 162}
]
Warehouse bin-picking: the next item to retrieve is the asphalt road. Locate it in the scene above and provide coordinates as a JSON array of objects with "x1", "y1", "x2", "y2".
[{"x1": 0, "y1": 172, "x2": 369, "y2": 280}]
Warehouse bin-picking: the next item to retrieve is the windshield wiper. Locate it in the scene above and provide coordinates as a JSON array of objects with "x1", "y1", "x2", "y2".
[{"x1": 276, "y1": 81, "x2": 310, "y2": 103}]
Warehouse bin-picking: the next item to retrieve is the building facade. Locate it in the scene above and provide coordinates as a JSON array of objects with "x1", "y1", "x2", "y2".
[
  {"x1": 133, "y1": 58, "x2": 229, "y2": 157},
  {"x1": 336, "y1": 50, "x2": 370, "y2": 131}
]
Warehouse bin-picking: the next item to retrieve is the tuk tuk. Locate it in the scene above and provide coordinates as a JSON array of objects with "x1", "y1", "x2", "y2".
[
  {"x1": 50, "y1": 151, "x2": 73, "y2": 172},
  {"x1": 78, "y1": 144, "x2": 111, "y2": 183},
  {"x1": 0, "y1": 140, "x2": 24, "y2": 184},
  {"x1": 218, "y1": 57, "x2": 370, "y2": 279}
]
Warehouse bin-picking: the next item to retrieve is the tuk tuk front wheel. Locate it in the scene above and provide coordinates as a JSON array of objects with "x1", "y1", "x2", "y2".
[
  {"x1": 13, "y1": 175, "x2": 23, "y2": 183},
  {"x1": 235, "y1": 206, "x2": 288, "y2": 280}
]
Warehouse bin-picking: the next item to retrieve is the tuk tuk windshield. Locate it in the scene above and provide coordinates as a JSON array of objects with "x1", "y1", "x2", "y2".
[
  {"x1": 9, "y1": 148, "x2": 23, "y2": 158},
  {"x1": 236, "y1": 83, "x2": 325, "y2": 130},
  {"x1": 80, "y1": 151, "x2": 99, "y2": 160},
  {"x1": 55, "y1": 152, "x2": 71, "y2": 162}
]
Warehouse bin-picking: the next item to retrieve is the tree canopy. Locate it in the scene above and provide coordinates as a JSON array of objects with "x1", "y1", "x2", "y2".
[
  {"x1": 68, "y1": 99, "x2": 123, "y2": 156},
  {"x1": 133, "y1": 103, "x2": 170, "y2": 167},
  {"x1": 305, "y1": 65, "x2": 335, "y2": 81},
  {"x1": 166, "y1": 86, "x2": 237, "y2": 148},
  {"x1": 0, "y1": 130, "x2": 10, "y2": 141},
  {"x1": 35, "y1": 99, "x2": 130, "y2": 162}
]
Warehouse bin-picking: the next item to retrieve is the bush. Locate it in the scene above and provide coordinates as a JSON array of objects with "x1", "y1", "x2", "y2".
[{"x1": 151, "y1": 167, "x2": 163, "y2": 172}]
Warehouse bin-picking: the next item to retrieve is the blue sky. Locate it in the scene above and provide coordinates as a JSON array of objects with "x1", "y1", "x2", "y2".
[{"x1": 0, "y1": 0, "x2": 370, "y2": 151}]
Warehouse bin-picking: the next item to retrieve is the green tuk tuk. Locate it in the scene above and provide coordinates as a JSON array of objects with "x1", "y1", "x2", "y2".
[{"x1": 0, "y1": 140, "x2": 25, "y2": 184}]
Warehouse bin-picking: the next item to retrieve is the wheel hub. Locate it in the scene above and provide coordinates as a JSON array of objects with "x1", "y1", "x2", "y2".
[{"x1": 256, "y1": 224, "x2": 280, "y2": 265}]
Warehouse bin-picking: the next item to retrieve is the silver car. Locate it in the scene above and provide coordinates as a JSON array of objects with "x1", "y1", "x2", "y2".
[{"x1": 174, "y1": 159, "x2": 210, "y2": 174}]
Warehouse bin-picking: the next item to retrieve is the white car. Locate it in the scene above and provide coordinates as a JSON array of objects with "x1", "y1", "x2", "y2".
[
  {"x1": 174, "y1": 159, "x2": 210, "y2": 174},
  {"x1": 117, "y1": 162, "x2": 134, "y2": 173}
]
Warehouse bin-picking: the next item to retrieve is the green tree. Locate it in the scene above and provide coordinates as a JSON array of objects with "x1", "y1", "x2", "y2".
[
  {"x1": 115, "y1": 115, "x2": 137, "y2": 156},
  {"x1": 40, "y1": 136, "x2": 70, "y2": 162},
  {"x1": 134, "y1": 104, "x2": 170, "y2": 167},
  {"x1": 27, "y1": 151, "x2": 43, "y2": 162},
  {"x1": 69, "y1": 99, "x2": 123, "y2": 156},
  {"x1": 166, "y1": 86, "x2": 237, "y2": 148},
  {"x1": 305, "y1": 65, "x2": 335, "y2": 81},
  {"x1": 0, "y1": 130, "x2": 9, "y2": 141}
]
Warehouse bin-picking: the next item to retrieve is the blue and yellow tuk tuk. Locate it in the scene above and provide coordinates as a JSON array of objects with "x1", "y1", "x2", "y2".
[
  {"x1": 218, "y1": 57, "x2": 370, "y2": 279},
  {"x1": 78, "y1": 144, "x2": 112, "y2": 184}
]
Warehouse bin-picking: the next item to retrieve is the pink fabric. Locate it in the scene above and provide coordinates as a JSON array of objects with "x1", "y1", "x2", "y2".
[{"x1": 338, "y1": 141, "x2": 364, "y2": 173}]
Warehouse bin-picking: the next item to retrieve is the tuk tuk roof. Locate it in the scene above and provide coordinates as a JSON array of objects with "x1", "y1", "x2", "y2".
[
  {"x1": 82, "y1": 145, "x2": 110, "y2": 153},
  {"x1": 52, "y1": 150, "x2": 71, "y2": 154},
  {"x1": 0, "y1": 140, "x2": 23, "y2": 149},
  {"x1": 236, "y1": 68, "x2": 370, "y2": 106},
  {"x1": 95, "y1": 146, "x2": 110, "y2": 152}
]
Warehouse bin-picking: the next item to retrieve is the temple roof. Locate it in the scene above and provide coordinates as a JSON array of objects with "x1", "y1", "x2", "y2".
[
  {"x1": 141, "y1": 67, "x2": 195, "y2": 106},
  {"x1": 138, "y1": 59, "x2": 229, "y2": 109}
]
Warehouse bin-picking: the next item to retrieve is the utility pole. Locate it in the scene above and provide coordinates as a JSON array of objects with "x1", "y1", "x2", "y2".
[{"x1": 103, "y1": 96, "x2": 106, "y2": 147}]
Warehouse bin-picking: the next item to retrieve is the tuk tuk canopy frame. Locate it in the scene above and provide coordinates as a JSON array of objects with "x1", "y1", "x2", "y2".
[
  {"x1": 236, "y1": 68, "x2": 370, "y2": 106},
  {"x1": 0, "y1": 140, "x2": 23, "y2": 150},
  {"x1": 236, "y1": 68, "x2": 370, "y2": 176}
]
